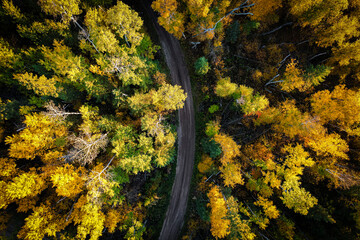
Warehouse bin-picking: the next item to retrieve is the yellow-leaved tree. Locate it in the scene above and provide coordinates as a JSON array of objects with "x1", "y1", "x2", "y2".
[
  {"x1": 72, "y1": 196, "x2": 105, "y2": 240},
  {"x1": 278, "y1": 59, "x2": 331, "y2": 92},
  {"x1": 311, "y1": 84, "x2": 360, "y2": 136},
  {"x1": 50, "y1": 164, "x2": 85, "y2": 198},
  {"x1": 1, "y1": 171, "x2": 45, "y2": 210},
  {"x1": 13, "y1": 73, "x2": 59, "y2": 97},
  {"x1": 250, "y1": 0, "x2": 282, "y2": 24},
  {"x1": 227, "y1": 196, "x2": 256, "y2": 240},
  {"x1": 214, "y1": 132, "x2": 241, "y2": 165},
  {"x1": 5, "y1": 113, "x2": 67, "y2": 160},
  {"x1": 0, "y1": 38, "x2": 18, "y2": 68},
  {"x1": 17, "y1": 204, "x2": 68, "y2": 240},
  {"x1": 151, "y1": 0, "x2": 185, "y2": 39},
  {"x1": 207, "y1": 185, "x2": 230, "y2": 238},
  {"x1": 105, "y1": 1, "x2": 144, "y2": 48},
  {"x1": 38, "y1": 0, "x2": 81, "y2": 23},
  {"x1": 215, "y1": 77, "x2": 269, "y2": 115},
  {"x1": 281, "y1": 175, "x2": 318, "y2": 215}
]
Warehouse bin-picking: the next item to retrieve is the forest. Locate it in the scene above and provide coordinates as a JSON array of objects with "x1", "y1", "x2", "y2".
[{"x1": 1, "y1": 0, "x2": 360, "y2": 239}]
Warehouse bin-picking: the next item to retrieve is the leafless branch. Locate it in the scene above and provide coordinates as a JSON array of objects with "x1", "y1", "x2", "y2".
[
  {"x1": 193, "y1": 1, "x2": 254, "y2": 38},
  {"x1": 64, "y1": 132, "x2": 108, "y2": 165},
  {"x1": 71, "y1": 16, "x2": 101, "y2": 54},
  {"x1": 277, "y1": 54, "x2": 291, "y2": 69},
  {"x1": 43, "y1": 101, "x2": 81, "y2": 120},
  {"x1": 205, "y1": 171, "x2": 221, "y2": 182},
  {"x1": 265, "y1": 74, "x2": 280, "y2": 86},
  {"x1": 309, "y1": 52, "x2": 328, "y2": 61},
  {"x1": 261, "y1": 22, "x2": 293, "y2": 36}
]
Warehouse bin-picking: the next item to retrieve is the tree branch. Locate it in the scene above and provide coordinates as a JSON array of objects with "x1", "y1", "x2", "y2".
[
  {"x1": 261, "y1": 22, "x2": 293, "y2": 36},
  {"x1": 265, "y1": 74, "x2": 280, "y2": 86},
  {"x1": 192, "y1": 1, "x2": 254, "y2": 38},
  {"x1": 309, "y1": 52, "x2": 328, "y2": 61},
  {"x1": 71, "y1": 16, "x2": 100, "y2": 54}
]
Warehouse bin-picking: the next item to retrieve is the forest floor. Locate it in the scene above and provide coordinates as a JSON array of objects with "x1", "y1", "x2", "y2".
[{"x1": 141, "y1": 2, "x2": 196, "y2": 239}]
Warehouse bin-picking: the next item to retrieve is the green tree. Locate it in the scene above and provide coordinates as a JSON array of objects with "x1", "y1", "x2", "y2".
[{"x1": 194, "y1": 57, "x2": 210, "y2": 75}]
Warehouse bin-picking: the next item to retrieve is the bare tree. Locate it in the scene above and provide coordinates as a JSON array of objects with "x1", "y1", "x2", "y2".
[
  {"x1": 43, "y1": 101, "x2": 81, "y2": 120},
  {"x1": 64, "y1": 132, "x2": 108, "y2": 165}
]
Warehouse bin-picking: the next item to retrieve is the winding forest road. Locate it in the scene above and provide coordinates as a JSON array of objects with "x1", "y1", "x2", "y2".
[{"x1": 142, "y1": 2, "x2": 195, "y2": 240}]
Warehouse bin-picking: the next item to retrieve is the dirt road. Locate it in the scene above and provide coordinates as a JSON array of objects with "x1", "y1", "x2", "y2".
[{"x1": 142, "y1": 2, "x2": 196, "y2": 240}]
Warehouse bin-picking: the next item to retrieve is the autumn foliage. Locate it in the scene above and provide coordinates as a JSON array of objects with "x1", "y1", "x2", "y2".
[
  {"x1": 152, "y1": 0, "x2": 360, "y2": 239},
  {"x1": 0, "y1": 1, "x2": 186, "y2": 239}
]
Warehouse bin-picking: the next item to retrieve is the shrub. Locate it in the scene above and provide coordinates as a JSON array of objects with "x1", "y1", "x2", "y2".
[{"x1": 208, "y1": 104, "x2": 219, "y2": 113}]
